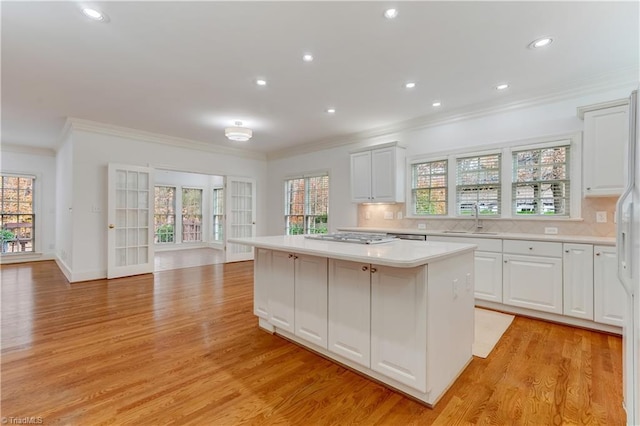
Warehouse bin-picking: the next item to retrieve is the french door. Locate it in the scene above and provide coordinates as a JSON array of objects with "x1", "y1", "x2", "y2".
[
  {"x1": 225, "y1": 176, "x2": 256, "y2": 262},
  {"x1": 107, "y1": 164, "x2": 154, "y2": 278}
]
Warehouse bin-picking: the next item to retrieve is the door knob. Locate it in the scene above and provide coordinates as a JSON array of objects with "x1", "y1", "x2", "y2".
[{"x1": 108, "y1": 224, "x2": 115, "y2": 229}]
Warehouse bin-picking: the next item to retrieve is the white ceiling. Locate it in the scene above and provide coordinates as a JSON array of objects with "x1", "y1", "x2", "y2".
[{"x1": 2, "y1": 1, "x2": 638, "y2": 154}]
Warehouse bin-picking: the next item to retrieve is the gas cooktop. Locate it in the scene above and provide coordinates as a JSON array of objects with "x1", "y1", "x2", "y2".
[{"x1": 304, "y1": 232, "x2": 396, "y2": 244}]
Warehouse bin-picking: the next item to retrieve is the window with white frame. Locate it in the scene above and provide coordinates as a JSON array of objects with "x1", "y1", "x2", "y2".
[
  {"x1": 212, "y1": 187, "x2": 224, "y2": 242},
  {"x1": 1, "y1": 174, "x2": 35, "y2": 253},
  {"x1": 512, "y1": 145, "x2": 570, "y2": 216},
  {"x1": 456, "y1": 153, "x2": 501, "y2": 216},
  {"x1": 154, "y1": 186, "x2": 176, "y2": 244},
  {"x1": 182, "y1": 188, "x2": 202, "y2": 242},
  {"x1": 411, "y1": 160, "x2": 447, "y2": 215},
  {"x1": 284, "y1": 174, "x2": 329, "y2": 235}
]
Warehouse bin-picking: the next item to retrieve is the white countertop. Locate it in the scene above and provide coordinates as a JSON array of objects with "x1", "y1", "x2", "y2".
[
  {"x1": 337, "y1": 227, "x2": 616, "y2": 246},
  {"x1": 228, "y1": 235, "x2": 476, "y2": 268}
]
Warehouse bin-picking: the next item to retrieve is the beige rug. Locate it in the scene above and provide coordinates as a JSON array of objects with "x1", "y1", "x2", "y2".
[{"x1": 473, "y1": 308, "x2": 515, "y2": 358}]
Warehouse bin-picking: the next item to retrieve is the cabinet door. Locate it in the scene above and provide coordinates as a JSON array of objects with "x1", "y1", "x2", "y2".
[
  {"x1": 268, "y1": 250, "x2": 295, "y2": 332},
  {"x1": 563, "y1": 244, "x2": 594, "y2": 320},
  {"x1": 583, "y1": 105, "x2": 629, "y2": 196},
  {"x1": 474, "y1": 251, "x2": 503, "y2": 303},
  {"x1": 328, "y1": 259, "x2": 371, "y2": 367},
  {"x1": 503, "y1": 254, "x2": 563, "y2": 314},
  {"x1": 594, "y1": 246, "x2": 627, "y2": 326},
  {"x1": 350, "y1": 151, "x2": 372, "y2": 202},
  {"x1": 370, "y1": 147, "x2": 396, "y2": 202},
  {"x1": 253, "y1": 248, "x2": 271, "y2": 319},
  {"x1": 294, "y1": 254, "x2": 328, "y2": 349},
  {"x1": 371, "y1": 264, "x2": 427, "y2": 392}
]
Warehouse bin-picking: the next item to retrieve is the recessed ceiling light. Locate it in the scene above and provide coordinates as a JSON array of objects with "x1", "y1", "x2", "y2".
[
  {"x1": 81, "y1": 8, "x2": 108, "y2": 22},
  {"x1": 432, "y1": 101, "x2": 442, "y2": 107},
  {"x1": 496, "y1": 83, "x2": 510, "y2": 90},
  {"x1": 529, "y1": 37, "x2": 553, "y2": 49},
  {"x1": 326, "y1": 108, "x2": 336, "y2": 114},
  {"x1": 256, "y1": 79, "x2": 267, "y2": 86},
  {"x1": 384, "y1": 8, "x2": 398, "y2": 19},
  {"x1": 405, "y1": 82, "x2": 416, "y2": 89},
  {"x1": 303, "y1": 54, "x2": 314, "y2": 62}
]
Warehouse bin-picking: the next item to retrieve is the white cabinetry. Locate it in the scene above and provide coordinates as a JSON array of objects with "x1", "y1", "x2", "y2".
[
  {"x1": 254, "y1": 249, "x2": 328, "y2": 346},
  {"x1": 563, "y1": 243, "x2": 594, "y2": 320},
  {"x1": 294, "y1": 254, "x2": 329, "y2": 349},
  {"x1": 350, "y1": 143, "x2": 405, "y2": 203},
  {"x1": 594, "y1": 245, "x2": 627, "y2": 326},
  {"x1": 328, "y1": 259, "x2": 372, "y2": 367},
  {"x1": 371, "y1": 264, "x2": 427, "y2": 391},
  {"x1": 503, "y1": 240, "x2": 563, "y2": 314},
  {"x1": 428, "y1": 235, "x2": 502, "y2": 302},
  {"x1": 268, "y1": 250, "x2": 296, "y2": 332},
  {"x1": 580, "y1": 101, "x2": 629, "y2": 196}
]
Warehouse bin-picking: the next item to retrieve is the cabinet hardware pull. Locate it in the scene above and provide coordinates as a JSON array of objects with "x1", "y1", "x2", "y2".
[
  {"x1": 565, "y1": 250, "x2": 570, "y2": 253},
  {"x1": 504, "y1": 260, "x2": 508, "y2": 263},
  {"x1": 371, "y1": 267, "x2": 377, "y2": 273},
  {"x1": 596, "y1": 253, "x2": 601, "y2": 256},
  {"x1": 294, "y1": 255, "x2": 298, "y2": 259},
  {"x1": 362, "y1": 266, "x2": 368, "y2": 271},
  {"x1": 529, "y1": 247, "x2": 533, "y2": 250},
  {"x1": 288, "y1": 254, "x2": 294, "y2": 258},
  {"x1": 587, "y1": 187, "x2": 592, "y2": 190}
]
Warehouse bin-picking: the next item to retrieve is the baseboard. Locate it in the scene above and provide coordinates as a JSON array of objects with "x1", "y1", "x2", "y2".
[
  {"x1": 55, "y1": 257, "x2": 73, "y2": 282},
  {"x1": 1, "y1": 252, "x2": 56, "y2": 264}
]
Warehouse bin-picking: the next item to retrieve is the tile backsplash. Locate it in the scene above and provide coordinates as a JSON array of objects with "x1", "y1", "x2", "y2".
[{"x1": 358, "y1": 197, "x2": 618, "y2": 237}]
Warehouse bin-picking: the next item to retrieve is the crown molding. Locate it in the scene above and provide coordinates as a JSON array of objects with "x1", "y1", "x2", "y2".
[
  {"x1": 66, "y1": 118, "x2": 267, "y2": 161},
  {"x1": 0, "y1": 143, "x2": 56, "y2": 157},
  {"x1": 267, "y1": 67, "x2": 639, "y2": 161}
]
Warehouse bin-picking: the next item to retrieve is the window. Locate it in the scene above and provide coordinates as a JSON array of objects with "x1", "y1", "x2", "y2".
[
  {"x1": 212, "y1": 187, "x2": 224, "y2": 242},
  {"x1": 1, "y1": 175, "x2": 35, "y2": 253},
  {"x1": 456, "y1": 153, "x2": 501, "y2": 216},
  {"x1": 512, "y1": 145, "x2": 570, "y2": 216},
  {"x1": 285, "y1": 174, "x2": 329, "y2": 235},
  {"x1": 182, "y1": 188, "x2": 203, "y2": 242},
  {"x1": 154, "y1": 186, "x2": 176, "y2": 243},
  {"x1": 411, "y1": 160, "x2": 447, "y2": 215}
]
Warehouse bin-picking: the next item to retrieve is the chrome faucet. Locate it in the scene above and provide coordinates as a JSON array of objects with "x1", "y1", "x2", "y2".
[{"x1": 473, "y1": 203, "x2": 483, "y2": 230}]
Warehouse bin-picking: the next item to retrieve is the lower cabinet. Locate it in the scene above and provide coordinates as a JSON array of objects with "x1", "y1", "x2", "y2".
[
  {"x1": 474, "y1": 251, "x2": 503, "y2": 303},
  {"x1": 371, "y1": 264, "x2": 427, "y2": 392},
  {"x1": 328, "y1": 259, "x2": 372, "y2": 367},
  {"x1": 594, "y1": 245, "x2": 627, "y2": 326},
  {"x1": 503, "y1": 250, "x2": 563, "y2": 314},
  {"x1": 294, "y1": 253, "x2": 328, "y2": 348},
  {"x1": 254, "y1": 249, "x2": 328, "y2": 345},
  {"x1": 563, "y1": 243, "x2": 594, "y2": 320}
]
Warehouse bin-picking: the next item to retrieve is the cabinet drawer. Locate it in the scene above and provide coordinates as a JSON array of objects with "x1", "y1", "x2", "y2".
[
  {"x1": 428, "y1": 236, "x2": 502, "y2": 252},
  {"x1": 503, "y1": 240, "x2": 562, "y2": 257}
]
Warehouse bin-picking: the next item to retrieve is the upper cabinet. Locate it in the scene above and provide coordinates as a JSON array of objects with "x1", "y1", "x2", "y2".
[
  {"x1": 579, "y1": 99, "x2": 629, "y2": 197},
  {"x1": 350, "y1": 143, "x2": 406, "y2": 203}
]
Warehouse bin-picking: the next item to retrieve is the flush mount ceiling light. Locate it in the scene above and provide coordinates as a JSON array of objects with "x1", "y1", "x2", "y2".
[
  {"x1": 256, "y1": 79, "x2": 267, "y2": 86},
  {"x1": 405, "y1": 82, "x2": 416, "y2": 89},
  {"x1": 302, "y1": 53, "x2": 314, "y2": 62},
  {"x1": 384, "y1": 8, "x2": 398, "y2": 19},
  {"x1": 432, "y1": 101, "x2": 442, "y2": 107},
  {"x1": 225, "y1": 121, "x2": 253, "y2": 142},
  {"x1": 495, "y1": 83, "x2": 510, "y2": 90},
  {"x1": 528, "y1": 37, "x2": 553, "y2": 49},
  {"x1": 81, "y1": 7, "x2": 109, "y2": 22},
  {"x1": 326, "y1": 108, "x2": 336, "y2": 114}
]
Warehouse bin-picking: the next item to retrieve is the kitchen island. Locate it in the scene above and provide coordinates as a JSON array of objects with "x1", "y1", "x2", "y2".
[{"x1": 229, "y1": 235, "x2": 476, "y2": 406}]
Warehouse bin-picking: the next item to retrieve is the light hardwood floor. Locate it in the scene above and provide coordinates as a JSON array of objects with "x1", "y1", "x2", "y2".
[{"x1": 1, "y1": 260, "x2": 625, "y2": 425}]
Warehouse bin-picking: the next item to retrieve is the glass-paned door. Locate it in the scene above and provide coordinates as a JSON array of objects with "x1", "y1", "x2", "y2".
[
  {"x1": 225, "y1": 176, "x2": 256, "y2": 262},
  {"x1": 108, "y1": 164, "x2": 154, "y2": 278}
]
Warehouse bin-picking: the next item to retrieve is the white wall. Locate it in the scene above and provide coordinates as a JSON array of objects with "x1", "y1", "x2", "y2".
[
  {"x1": 265, "y1": 85, "x2": 637, "y2": 235},
  {"x1": 68, "y1": 128, "x2": 267, "y2": 281},
  {"x1": 55, "y1": 135, "x2": 74, "y2": 274},
  {"x1": 0, "y1": 147, "x2": 58, "y2": 263}
]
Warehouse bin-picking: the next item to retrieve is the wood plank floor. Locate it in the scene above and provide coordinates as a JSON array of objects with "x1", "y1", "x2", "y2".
[{"x1": 1, "y1": 260, "x2": 625, "y2": 425}]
